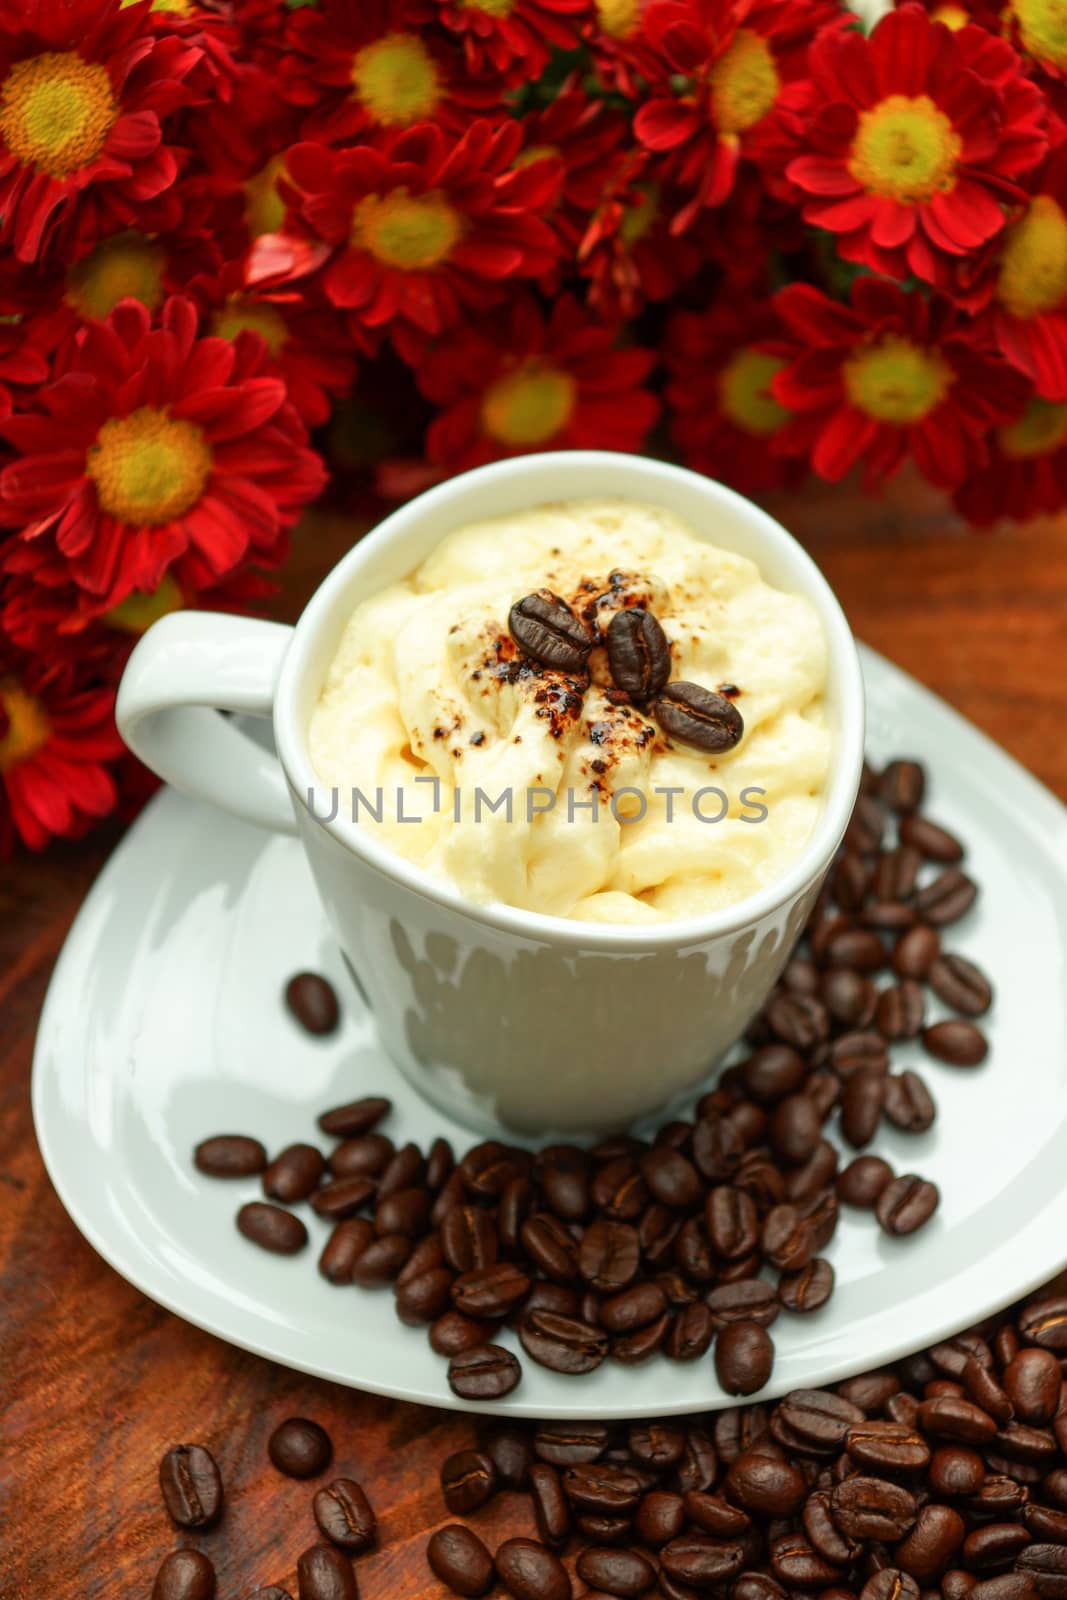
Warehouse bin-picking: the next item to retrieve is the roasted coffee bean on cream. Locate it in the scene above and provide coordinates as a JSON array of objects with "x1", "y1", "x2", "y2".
[{"x1": 309, "y1": 499, "x2": 831, "y2": 923}]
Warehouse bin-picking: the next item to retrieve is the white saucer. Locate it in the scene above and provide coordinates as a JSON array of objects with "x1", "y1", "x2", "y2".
[{"x1": 32, "y1": 645, "x2": 1067, "y2": 1418}]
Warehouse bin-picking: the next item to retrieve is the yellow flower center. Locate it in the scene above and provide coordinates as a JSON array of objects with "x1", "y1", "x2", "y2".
[
  {"x1": 105, "y1": 573, "x2": 184, "y2": 634},
  {"x1": 86, "y1": 407, "x2": 213, "y2": 526},
  {"x1": 482, "y1": 364, "x2": 577, "y2": 448},
  {"x1": 843, "y1": 335, "x2": 953, "y2": 424},
  {"x1": 596, "y1": 0, "x2": 642, "y2": 35},
  {"x1": 998, "y1": 397, "x2": 1067, "y2": 457},
  {"x1": 245, "y1": 153, "x2": 289, "y2": 239},
  {"x1": 462, "y1": 0, "x2": 514, "y2": 14},
  {"x1": 66, "y1": 232, "x2": 166, "y2": 320},
  {"x1": 352, "y1": 189, "x2": 462, "y2": 270},
  {"x1": 620, "y1": 182, "x2": 660, "y2": 245},
  {"x1": 1011, "y1": 0, "x2": 1067, "y2": 69},
  {"x1": 351, "y1": 33, "x2": 441, "y2": 127},
  {"x1": 849, "y1": 94, "x2": 961, "y2": 203},
  {"x1": 996, "y1": 194, "x2": 1067, "y2": 319},
  {"x1": 212, "y1": 300, "x2": 288, "y2": 355},
  {"x1": 709, "y1": 30, "x2": 780, "y2": 136},
  {"x1": 930, "y1": 2, "x2": 970, "y2": 25},
  {"x1": 0, "y1": 681, "x2": 51, "y2": 773},
  {"x1": 0, "y1": 51, "x2": 118, "y2": 179},
  {"x1": 719, "y1": 349, "x2": 790, "y2": 434}
]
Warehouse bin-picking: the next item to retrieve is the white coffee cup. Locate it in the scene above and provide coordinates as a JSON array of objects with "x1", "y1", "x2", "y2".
[{"x1": 117, "y1": 452, "x2": 864, "y2": 1137}]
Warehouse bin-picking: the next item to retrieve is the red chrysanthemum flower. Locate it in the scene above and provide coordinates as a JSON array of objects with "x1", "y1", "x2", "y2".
[
  {"x1": 771, "y1": 276, "x2": 1029, "y2": 488},
  {"x1": 250, "y1": 122, "x2": 560, "y2": 350},
  {"x1": 577, "y1": 151, "x2": 708, "y2": 319},
  {"x1": 1, "y1": 545, "x2": 274, "y2": 657},
  {"x1": 786, "y1": 5, "x2": 1048, "y2": 289},
  {"x1": 125, "y1": 0, "x2": 241, "y2": 101},
  {"x1": 189, "y1": 263, "x2": 357, "y2": 429},
  {"x1": 280, "y1": 0, "x2": 496, "y2": 141},
  {"x1": 633, "y1": 0, "x2": 849, "y2": 232},
  {"x1": 0, "y1": 651, "x2": 123, "y2": 853},
  {"x1": 953, "y1": 394, "x2": 1067, "y2": 522},
  {"x1": 965, "y1": 143, "x2": 1067, "y2": 399},
  {"x1": 432, "y1": 0, "x2": 592, "y2": 82},
  {"x1": 586, "y1": 0, "x2": 659, "y2": 93},
  {"x1": 666, "y1": 302, "x2": 804, "y2": 494},
  {"x1": 512, "y1": 82, "x2": 626, "y2": 258},
  {"x1": 0, "y1": 0, "x2": 203, "y2": 263},
  {"x1": 0, "y1": 296, "x2": 325, "y2": 613},
  {"x1": 417, "y1": 293, "x2": 660, "y2": 470}
]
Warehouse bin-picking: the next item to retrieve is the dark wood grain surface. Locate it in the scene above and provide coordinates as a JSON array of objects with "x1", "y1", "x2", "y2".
[{"x1": 2, "y1": 471, "x2": 1066, "y2": 1600}]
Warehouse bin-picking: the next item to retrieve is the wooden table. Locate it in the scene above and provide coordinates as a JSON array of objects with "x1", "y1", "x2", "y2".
[{"x1": 3, "y1": 473, "x2": 1066, "y2": 1599}]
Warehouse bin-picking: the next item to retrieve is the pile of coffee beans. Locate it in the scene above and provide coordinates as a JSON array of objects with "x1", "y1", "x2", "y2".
[
  {"x1": 507, "y1": 588, "x2": 744, "y2": 753},
  {"x1": 151, "y1": 1417, "x2": 373, "y2": 1599},
  {"x1": 426, "y1": 1280, "x2": 1067, "y2": 1600},
  {"x1": 195, "y1": 756, "x2": 993, "y2": 1398}
]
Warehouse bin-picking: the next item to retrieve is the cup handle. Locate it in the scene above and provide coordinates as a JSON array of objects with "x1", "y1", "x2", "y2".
[{"x1": 116, "y1": 611, "x2": 298, "y2": 834}]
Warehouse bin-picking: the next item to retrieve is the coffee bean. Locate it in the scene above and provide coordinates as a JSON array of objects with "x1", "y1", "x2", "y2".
[
  {"x1": 285, "y1": 972, "x2": 340, "y2": 1035},
  {"x1": 665, "y1": 1302, "x2": 715, "y2": 1361},
  {"x1": 963, "y1": 1523, "x2": 1033, "y2": 1569},
  {"x1": 876, "y1": 1176, "x2": 939, "y2": 1236},
  {"x1": 785, "y1": 1140, "x2": 838, "y2": 1202},
  {"x1": 877, "y1": 981, "x2": 926, "y2": 1041},
  {"x1": 600, "y1": 1282, "x2": 667, "y2": 1334},
  {"x1": 1018, "y1": 1295, "x2": 1067, "y2": 1351},
  {"x1": 779, "y1": 1258, "x2": 834, "y2": 1313},
  {"x1": 880, "y1": 760, "x2": 926, "y2": 813},
  {"x1": 841, "y1": 1069, "x2": 886, "y2": 1149},
  {"x1": 428, "y1": 1525, "x2": 496, "y2": 1597},
  {"x1": 830, "y1": 1031, "x2": 890, "y2": 1076},
  {"x1": 313, "y1": 1478, "x2": 376, "y2": 1552},
  {"x1": 892, "y1": 926, "x2": 941, "y2": 978},
  {"x1": 923, "y1": 1020, "x2": 989, "y2": 1066},
  {"x1": 606, "y1": 607, "x2": 671, "y2": 700},
  {"x1": 640, "y1": 1147, "x2": 703, "y2": 1209},
  {"x1": 884, "y1": 1071, "x2": 937, "y2": 1133},
  {"x1": 237, "y1": 1201, "x2": 308, "y2": 1255},
  {"x1": 296, "y1": 1544, "x2": 357, "y2": 1600},
  {"x1": 487, "y1": 1428, "x2": 532, "y2": 1489},
  {"x1": 768, "y1": 1094, "x2": 822, "y2": 1166},
  {"x1": 928, "y1": 953, "x2": 993, "y2": 1017},
  {"x1": 637, "y1": 1488, "x2": 687, "y2": 1545},
  {"x1": 972, "y1": 1581, "x2": 1040, "y2": 1600},
  {"x1": 268, "y1": 1418, "x2": 332, "y2": 1479},
  {"x1": 521, "y1": 1214, "x2": 580, "y2": 1283},
  {"x1": 540, "y1": 1147, "x2": 591, "y2": 1222},
  {"x1": 442, "y1": 1449, "x2": 497, "y2": 1514},
  {"x1": 875, "y1": 845, "x2": 923, "y2": 901},
  {"x1": 319, "y1": 1219, "x2": 374, "y2": 1284},
  {"x1": 159, "y1": 1443, "x2": 223, "y2": 1530},
  {"x1": 823, "y1": 968, "x2": 878, "y2": 1027},
  {"x1": 310, "y1": 1176, "x2": 375, "y2": 1220},
  {"x1": 194, "y1": 1135, "x2": 267, "y2": 1177},
  {"x1": 448, "y1": 1344, "x2": 521, "y2": 1399},
  {"x1": 580, "y1": 1219, "x2": 640, "y2": 1290},
  {"x1": 823, "y1": 928, "x2": 886, "y2": 973},
  {"x1": 900, "y1": 814, "x2": 964, "y2": 862},
  {"x1": 741, "y1": 1046, "x2": 808, "y2": 1103},
  {"x1": 918, "y1": 1396, "x2": 998, "y2": 1443},
  {"x1": 576, "y1": 1547, "x2": 657, "y2": 1597},
  {"x1": 727, "y1": 1451, "x2": 808, "y2": 1517},
  {"x1": 653, "y1": 681, "x2": 744, "y2": 753},
  {"x1": 397, "y1": 1265, "x2": 453, "y2": 1325},
  {"x1": 762, "y1": 1205, "x2": 816, "y2": 1272},
  {"x1": 495, "y1": 1537, "x2": 572, "y2": 1600},
  {"x1": 775, "y1": 1390, "x2": 865, "y2": 1452},
  {"x1": 318, "y1": 1097, "x2": 391, "y2": 1138},
  {"x1": 520, "y1": 1310, "x2": 608, "y2": 1374},
  {"x1": 830, "y1": 1476, "x2": 918, "y2": 1540},
  {"x1": 706, "y1": 1279, "x2": 779, "y2": 1331},
  {"x1": 329, "y1": 1134, "x2": 393, "y2": 1178},
  {"x1": 838, "y1": 1155, "x2": 894, "y2": 1208},
  {"x1": 861, "y1": 1569, "x2": 921, "y2": 1600},
  {"x1": 534, "y1": 1423, "x2": 610, "y2": 1467},
  {"x1": 716, "y1": 1320, "x2": 774, "y2": 1396},
  {"x1": 929, "y1": 1446, "x2": 987, "y2": 1498},
  {"x1": 563, "y1": 1462, "x2": 645, "y2": 1513},
  {"x1": 661, "y1": 1536, "x2": 745, "y2": 1589},
  {"x1": 510, "y1": 591, "x2": 592, "y2": 674},
  {"x1": 350, "y1": 1232, "x2": 411, "y2": 1285},
  {"x1": 1004, "y1": 1349, "x2": 1062, "y2": 1422},
  {"x1": 1025, "y1": 1507, "x2": 1067, "y2": 1542},
  {"x1": 764, "y1": 992, "x2": 830, "y2": 1050},
  {"x1": 263, "y1": 1143, "x2": 326, "y2": 1203},
  {"x1": 916, "y1": 869, "x2": 978, "y2": 926},
  {"x1": 846, "y1": 1420, "x2": 930, "y2": 1473},
  {"x1": 530, "y1": 1462, "x2": 570, "y2": 1547},
  {"x1": 770, "y1": 1534, "x2": 843, "y2": 1588},
  {"x1": 151, "y1": 1549, "x2": 216, "y2": 1600},
  {"x1": 453, "y1": 1263, "x2": 531, "y2": 1319}
]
